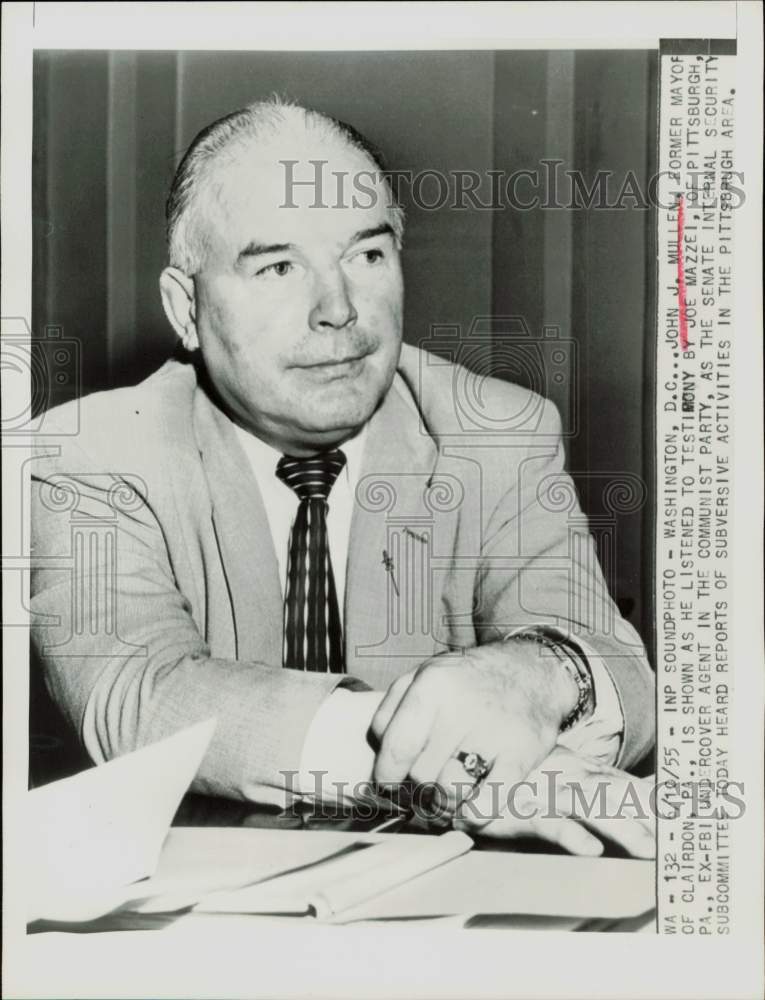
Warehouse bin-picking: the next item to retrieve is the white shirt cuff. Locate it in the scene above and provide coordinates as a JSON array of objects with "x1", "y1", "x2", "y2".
[{"x1": 298, "y1": 688, "x2": 384, "y2": 801}]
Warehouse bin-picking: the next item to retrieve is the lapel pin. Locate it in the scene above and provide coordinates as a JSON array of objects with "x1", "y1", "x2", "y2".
[{"x1": 381, "y1": 549, "x2": 400, "y2": 596}]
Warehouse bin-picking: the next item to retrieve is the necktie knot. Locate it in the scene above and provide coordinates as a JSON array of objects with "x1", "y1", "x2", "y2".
[{"x1": 276, "y1": 449, "x2": 347, "y2": 502}]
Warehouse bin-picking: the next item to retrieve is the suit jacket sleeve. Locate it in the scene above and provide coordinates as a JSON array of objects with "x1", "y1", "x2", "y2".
[
  {"x1": 29, "y1": 434, "x2": 350, "y2": 802},
  {"x1": 475, "y1": 398, "x2": 655, "y2": 769}
]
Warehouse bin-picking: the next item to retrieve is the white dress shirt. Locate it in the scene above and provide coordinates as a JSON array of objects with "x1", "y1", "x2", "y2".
[{"x1": 233, "y1": 421, "x2": 625, "y2": 799}]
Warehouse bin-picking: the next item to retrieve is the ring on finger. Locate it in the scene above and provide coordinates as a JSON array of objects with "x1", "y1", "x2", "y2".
[{"x1": 454, "y1": 750, "x2": 492, "y2": 785}]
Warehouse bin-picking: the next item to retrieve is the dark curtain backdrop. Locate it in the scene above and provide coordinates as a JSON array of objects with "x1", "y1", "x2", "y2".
[{"x1": 31, "y1": 49, "x2": 657, "y2": 785}]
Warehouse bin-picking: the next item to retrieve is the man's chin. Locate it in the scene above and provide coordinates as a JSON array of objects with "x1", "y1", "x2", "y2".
[
  {"x1": 280, "y1": 359, "x2": 396, "y2": 448},
  {"x1": 295, "y1": 410, "x2": 371, "y2": 445},
  {"x1": 290, "y1": 395, "x2": 381, "y2": 447},
  {"x1": 302, "y1": 382, "x2": 385, "y2": 427}
]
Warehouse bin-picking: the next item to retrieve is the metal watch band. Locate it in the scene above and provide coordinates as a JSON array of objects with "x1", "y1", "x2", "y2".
[{"x1": 504, "y1": 627, "x2": 595, "y2": 731}]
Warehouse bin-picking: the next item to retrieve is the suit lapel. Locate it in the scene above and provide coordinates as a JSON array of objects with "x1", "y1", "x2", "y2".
[
  {"x1": 344, "y1": 375, "x2": 457, "y2": 688},
  {"x1": 193, "y1": 385, "x2": 283, "y2": 665}
]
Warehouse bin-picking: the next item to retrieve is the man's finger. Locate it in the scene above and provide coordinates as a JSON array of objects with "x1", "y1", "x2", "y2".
[
  {"x1": 477, "y1": 812, "x2": 605, "y2": 856},
  {"x1": 372, "y1": 682, "x2": 435, "y2": 785},
  {"x1": 541, "y1": 767, "x2": 656, "y2": 858},
  {"x1": 581, "y1": 815, "x2": 656, "y2": 858},
  {"x1": 408, "y1": 726, "x2": 465, "y2": 788},
  {"x1": 631, "y1": 778, "x2": 657, "y2": 830},
  {"x1": 370, "y1": 671, "x2": 417, "y2": 742},
  {"x1": 424, "y1": 745, "x2": 491, "y2": 816},
  {"x1": 463, "y1": 740, "x2": 552, "y2": 830}
]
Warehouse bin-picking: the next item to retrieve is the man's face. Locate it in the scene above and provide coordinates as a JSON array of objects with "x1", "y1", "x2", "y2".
[{"x1": 191, "y1": 133, "x2": 404, "y2": 455}]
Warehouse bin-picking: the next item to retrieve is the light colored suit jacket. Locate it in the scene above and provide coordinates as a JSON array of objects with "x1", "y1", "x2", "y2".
[{"x1": 31, "y1": 344, "x2": 655, "y2": 800}]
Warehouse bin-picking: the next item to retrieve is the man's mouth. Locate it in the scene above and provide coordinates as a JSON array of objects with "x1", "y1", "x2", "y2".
[{"x1": 295, "y1": 351, "x2": 371, "y2": 377}]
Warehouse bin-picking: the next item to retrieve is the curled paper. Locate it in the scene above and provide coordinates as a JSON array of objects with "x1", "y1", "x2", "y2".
[{"x1": 26, "y1": 719, "x2": 216, "y2": 923}]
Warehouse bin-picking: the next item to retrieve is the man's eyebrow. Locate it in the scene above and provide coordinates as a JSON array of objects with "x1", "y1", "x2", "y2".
[
  {"x1": 237, "y1": 241, "x2": 294, "y2": 263},
  {"x1": 348, "y1": 223, "x2": 395, "y2": 245},
  {"x1": 236, "y1": 224, "x2": 394, "y2": 264}
]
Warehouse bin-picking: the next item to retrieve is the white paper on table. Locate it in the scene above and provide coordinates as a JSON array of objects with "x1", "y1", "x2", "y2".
[
  {"x1": 26, "y1": 719, "x2": 216, "y2": 924},
  {"x1": 193, "y1": 829, "x2": 473, "y2": 919},
  {"x1": 122, "y1": 828, "x2": 385, "y2": 916},
  {"x1": 155, "y1": 828, "x2": 653, "y2": 924},
  {"x1": 333, "y1": 851, "x2": 655, "y2": 923}
]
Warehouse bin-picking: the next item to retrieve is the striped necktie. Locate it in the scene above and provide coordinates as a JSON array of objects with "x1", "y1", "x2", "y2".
[{"x1": 275, "y1": 449, "x2": 347, "y2": 672}]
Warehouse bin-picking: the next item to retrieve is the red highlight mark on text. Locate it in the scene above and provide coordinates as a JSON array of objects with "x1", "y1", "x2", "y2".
[{"x1": 676, "y1": 194, "x2": 690, "y2": 352}]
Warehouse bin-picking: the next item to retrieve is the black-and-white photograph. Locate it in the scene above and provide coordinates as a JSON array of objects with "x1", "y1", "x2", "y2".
[{"x1": 3, "y1": 3, "x2": 763, "y2": 999}]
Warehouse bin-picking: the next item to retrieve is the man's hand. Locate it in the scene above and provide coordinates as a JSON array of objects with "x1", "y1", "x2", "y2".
[
  {"x1": 454, "y1": 746, "x2": 655, "y2": 858},
  {"x1": 370, "y1": 640, "x2": 579, "y2": 813}
]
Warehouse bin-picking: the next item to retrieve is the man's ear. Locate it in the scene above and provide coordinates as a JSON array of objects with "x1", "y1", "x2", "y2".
[{"x1": 159, "y1": 267, "x2": 199, "y2": 351}]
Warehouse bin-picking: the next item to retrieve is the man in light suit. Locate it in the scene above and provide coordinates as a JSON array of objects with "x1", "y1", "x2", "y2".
[{"x1": 31, "y1": 99, "x2": 655, "y2": 855}]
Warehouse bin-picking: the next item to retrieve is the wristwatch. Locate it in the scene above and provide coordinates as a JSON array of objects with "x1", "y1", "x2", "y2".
[{"x1": 504, "y1": 626, "x2": 595, "y2": 731}]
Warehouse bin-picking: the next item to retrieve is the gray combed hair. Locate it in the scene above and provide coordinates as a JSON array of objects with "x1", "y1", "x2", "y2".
[{"x1": 165, "y1": 96, "x2": 404, "y2": 274}]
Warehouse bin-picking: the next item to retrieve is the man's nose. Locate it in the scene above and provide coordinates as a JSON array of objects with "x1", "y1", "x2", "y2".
[{"x1": 308, "y1": 270, "x2": 358, "y2": 331}]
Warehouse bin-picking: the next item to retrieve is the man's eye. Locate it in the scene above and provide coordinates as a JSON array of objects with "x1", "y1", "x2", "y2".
[
  {"x1": 257, "y1": 260, "x2": 293, "y2": 278},
  {"x1": 362, "y1": 248, "x2": 385, "y2": 264}
]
